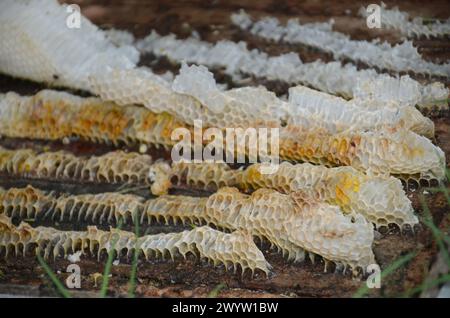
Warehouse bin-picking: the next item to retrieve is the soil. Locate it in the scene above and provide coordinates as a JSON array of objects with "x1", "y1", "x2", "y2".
[{"x1": 0, "y1": 0, "x2": 449, "y2": 298}]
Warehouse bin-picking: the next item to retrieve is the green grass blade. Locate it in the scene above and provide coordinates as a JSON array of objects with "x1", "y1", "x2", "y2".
[
  {"x1": 37, "y1": 254, "x2": 72, "y2": 298},
  {"x1": 208, "y1": 283, "x2": 226, "y2": 298},
  {"x1": 440, "y1": 167, "x2": 450, "y2": 204},
  {"x1": 403, "y1": 273, "x2": 450, "y2": 297},
  {"x1": 128, "y1": 212, "x2": 140, "y2": 298},
  {"x1": 100, "y1": 218, "x2": 123, "y2": 298},
  {"x1": 419, "y1": 195, "x2": 450, "y2": 267},
  {"x1": 352, "y1": 252, "x2": 417, "y2": 298},
  {"x1": 430, "y1": 98, "x2": 450, "y2": 104}
]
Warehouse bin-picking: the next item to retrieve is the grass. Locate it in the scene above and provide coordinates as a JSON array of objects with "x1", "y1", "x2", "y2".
[
  {"x1": 37, "y1": 216, "x2": 128, "y2": 298},
  {"x1": 404, "y1": 182, "x2": 450, "y2": 298},
  {"x1": 208, "y1": 283, "x2": 226, "y2": 298},
  {"x1": 100, "y1": 218, "x2": 124, "y2": 297},
  {"x1": 352, "y1": 252, "x2": 417, "y2": 298},
  {"x1": 419, "y1": 195, "x2": 450, "y2": 266},
  {"x1": 430, "y1": 98, "x2": 450, "y2": 105},
  {"x1": 127, "y1": 212, "x2": 140, "y2": 298},
  {"x1": 403, "y1": 273, "x2": 450, "y2": 297},
  {"x1": 36, "y1": 218, "x2": 129, "y2": 298},
  {"x1": 37, "y1": 254, "x2": 72, "y2": 298},
  {"x1": 408, "y1": 172, "x2": 450, "y2": 297}
]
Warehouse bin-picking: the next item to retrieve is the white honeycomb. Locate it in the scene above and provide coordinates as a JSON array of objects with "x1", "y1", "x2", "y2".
[
  {"x1": 172, "y1": 62, "x2": 229, "y2": 113},
  {"x1": 0, "y1": 185, "x2": 144, "y2": 224},
  {"x1": 0, "y1": 146, "x2": 156, "y2": 186},
  {"x1": 288, "y1": 86, "x2": 435, "y2": 138},
  {"x1": 240, "y1": 162, "x2": 418, "y2": 228},
  {"x1": 0, "y1": 184, "x2": 375, "y2": 271},
  {"x1": 359, "y1": 3, "x2": 450, "y2": 38},
  {"x1": 0, "y1": 214, "x2": 270, "y2": 276},
  {"x1": 231, "y1": 10, "x2": 450, "y2": 77},
  {"x1": 104, "y1": 28, "x2": 136, "y2": 47},
  {"x1": 89, "y1": 66, "x2": 446, "y2": 181},
  {"x1": 144, "y1": 187, "x2": 376, "y2": 271},
  {"x1": 89, "y1": 66, "x2": 288, "y2": 128},
  {"x1": 169, "y1": 161, "x2": 417, "y2": 229},
  {"x1": 0, "y1": 0, "x2": 138, "y2": 90},
  {"x1": 137, "y1": 31, "x2": 449, "y2": 110},
  {"x1": 278, "y1": 126, "x2": 446, "y2": 182}
]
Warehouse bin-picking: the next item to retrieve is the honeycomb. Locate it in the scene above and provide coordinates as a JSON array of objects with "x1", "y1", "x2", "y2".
[
  {"x1": 0, "y1": 186, "x2": 55, "y2": 221},
  {"x1": 239, "y1": 162, "x2": 417, "y2": 228},
  {"x1": 279, "y1": 126, "x2": 446, "y2": 182},
  {"x1": 288, "y1": 86, "x2": 435, "y2": 138},
  {"x1": 170, "y1": 162, "x2": 417, "y2": 229},
  {"x1": 0, "y1": 90, "x2": 188, "y2": 148},
  {"x1": 0, "y1": 185, "x2": 144, "y2": 224},
  {"x1": 0, "y1": 0, "x2": 138, "y2": 91},
  {"x1": 0, "y1": 185, "x2": 374, "y2": 270},
  {"x1": 0, "y1": 146, "x2": 156, "y2": 186},
  {"x1": 359, "y1": 3, "x2": 450, "y2": 38},
  {"x1": 0, "y1": 0, "x2": 445, "y2": 279},
  {"x1": 89, "y1": 66, "x2": 286, "y2": 129},
  {"x1": 144, "y1": 187, "x2": 376, "y2": 271},
  {"x1": 0, "y1": 145, "x2": 421, "y2": 229},
  {"x1": 0, "y1": 214, "x2": 270, "y2": 276},
  {"x1": 1, "y1": 90, "x2": 444, "y2": 183},
  {"x1": 138, "y1": 31, "x2": 449, "y2": 111},
  {"x1": 231, "y1": 10, "x2": 450, "y2": 77}
]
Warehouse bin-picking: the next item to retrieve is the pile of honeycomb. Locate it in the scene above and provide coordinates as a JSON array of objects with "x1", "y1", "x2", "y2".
[
  {"x1": 0, "y1": 185, "x2": 375, "y2": 271},
  {"x1": 0, "y1": 214, "x2": 270, "y2": 276},
  {"x1": 0, "y1": 90, "x2": 445, "y2": 182},
  {"x1": 231, "y1": 10, "x2": 450, "y2": 77},
  {"x1": 137, "y1": 30, "x2": 449, "y2": 110},
  {"x1": 0, "y1": 147, "x2": 156, "y2": 186},
  {"x1": 0, "y1": 0, "x2": 447, "y2": 278}
]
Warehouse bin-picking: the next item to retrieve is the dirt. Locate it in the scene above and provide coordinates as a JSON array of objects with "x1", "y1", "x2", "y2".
[{"x1": 0, "y1": 0, "x2": 449, "y2": 298}]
